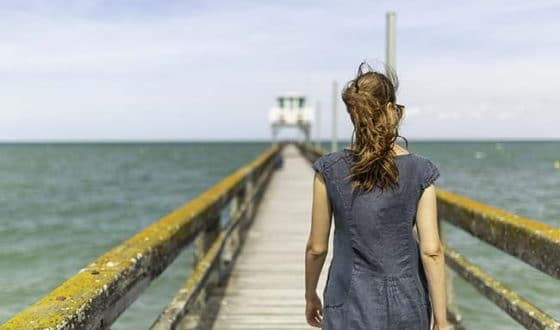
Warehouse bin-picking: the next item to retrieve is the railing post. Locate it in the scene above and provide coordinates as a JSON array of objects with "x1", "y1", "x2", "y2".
[
  {"x1": 182, "y1": 213, "x2": 221, "y2": 329},
  {"x1": 439, "y1": 211, "x2": 463, "y2": 329},
  {"x1": 221, "y1": 191, "x2": 243, "y2": 283},
  {"x1": 244, "y1": 176, "x2": 255, "y2": 228},
  {"x1": 193, "y1": 213, "x2": 220, "y2": 267}
]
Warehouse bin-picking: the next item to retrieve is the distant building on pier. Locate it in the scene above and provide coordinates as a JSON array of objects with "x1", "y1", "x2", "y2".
[{"x1": 269, "y1": 93, "x2": 314, "y2": 144}]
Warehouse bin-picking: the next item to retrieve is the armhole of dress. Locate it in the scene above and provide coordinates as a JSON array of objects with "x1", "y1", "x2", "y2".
[{"x1": 420, "y1": 159, "x2": 440, "y2": 193}]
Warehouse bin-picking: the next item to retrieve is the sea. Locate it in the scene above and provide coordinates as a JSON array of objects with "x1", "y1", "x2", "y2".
[{"x1": 0, "y1": 141, "x2": 558, "y2": 329}]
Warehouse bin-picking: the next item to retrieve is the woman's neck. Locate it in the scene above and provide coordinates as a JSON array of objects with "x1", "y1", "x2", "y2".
[{"x1": 345, "y1": 143, "x2": 410, "y2": 155}]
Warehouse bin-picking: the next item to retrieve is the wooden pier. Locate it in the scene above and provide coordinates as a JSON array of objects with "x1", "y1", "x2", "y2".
[
  {"x1": 3, "y1": 141, "x2": 560, "y2": 330},
  {"x1": 198, "y1": 144, "x2": 332, "y2": 329}
]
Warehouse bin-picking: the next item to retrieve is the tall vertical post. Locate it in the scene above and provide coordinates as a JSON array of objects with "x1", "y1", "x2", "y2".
[
  {"x1": 315, "y1": 101, "x2": 321, "y2": 148},
  {"x1": 187, "y1": 213, "x2": 220, "y2": 328},
  {"x1": 386, "y1": 11, "x2": 396, "y2": 74},
  {"x1": 331, "y1": 81, "x2": 338, "y2": 152},
  {"x1": 438, "y1": 209, "x2": 464, "y2": 328}
]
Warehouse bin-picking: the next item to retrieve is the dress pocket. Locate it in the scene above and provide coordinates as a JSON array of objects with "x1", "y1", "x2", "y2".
[
  {"x1": 321, "y1": 304, "x2": 345, "y2": 330},
  {"x1": 323, "y1": 264, "x2": 357, "y2": 308}
]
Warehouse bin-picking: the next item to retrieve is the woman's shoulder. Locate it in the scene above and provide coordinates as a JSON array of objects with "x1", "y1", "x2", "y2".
[
  {"x1": 311, "y1": 150, "x2": 347, "y2": 176},
  {"x1": 408, "y1": 153, "x2": 441, "y2": 190},
  {"x1": 410, "y1": 153, "x2": 439, "y2": 169}
]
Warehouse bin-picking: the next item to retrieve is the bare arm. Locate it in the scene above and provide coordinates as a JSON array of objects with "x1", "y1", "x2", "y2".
[
  {"x1": 304, "y1": 172, "x2": 332, "y2": 328},
  {"x1": 416, "y1": 183, "x2": 448, "y2": 329}
]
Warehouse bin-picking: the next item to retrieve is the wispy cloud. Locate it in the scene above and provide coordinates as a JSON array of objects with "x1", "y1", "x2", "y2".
[{"x1": 0, "y1": 0, "x2": 558, "y2": 140}]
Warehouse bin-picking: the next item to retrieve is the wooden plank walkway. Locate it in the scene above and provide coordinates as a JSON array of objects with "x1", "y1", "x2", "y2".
[{"x1": 197, "y1": 144, "x2": 333, "y2": 330}]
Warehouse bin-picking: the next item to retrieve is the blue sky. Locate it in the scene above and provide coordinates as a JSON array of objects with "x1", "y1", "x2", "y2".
[{"x1": 0, "y1": 0, "x2": 558, "y2": 141}]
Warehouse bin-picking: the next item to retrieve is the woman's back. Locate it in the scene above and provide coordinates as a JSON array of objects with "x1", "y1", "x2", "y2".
[{"x1": 311, "y1": 148, "x2": 440, "y2": 329}]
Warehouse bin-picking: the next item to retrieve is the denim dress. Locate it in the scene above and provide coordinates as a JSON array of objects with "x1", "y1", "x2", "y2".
[{"x1": 311, "y1": 149, "x2": 440, "y2": 330}]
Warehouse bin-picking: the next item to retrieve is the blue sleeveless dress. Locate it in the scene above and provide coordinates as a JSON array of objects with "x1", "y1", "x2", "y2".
[{"x1": 311, "y1": 149, "x2": 440, "y2": 330}]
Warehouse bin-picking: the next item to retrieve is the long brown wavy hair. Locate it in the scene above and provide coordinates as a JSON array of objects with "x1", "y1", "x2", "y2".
[{"x1": 342, "y1": 61, "x2": 408, "y2": 194}]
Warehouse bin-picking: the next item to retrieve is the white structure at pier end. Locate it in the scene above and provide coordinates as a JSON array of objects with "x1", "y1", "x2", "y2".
[{"x1": 269, "y1": 93, "x2": 314, "y2": 145}]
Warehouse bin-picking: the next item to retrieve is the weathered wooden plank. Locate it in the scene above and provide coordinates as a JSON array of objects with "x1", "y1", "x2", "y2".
[
  {"x1": 445, "y1": 245, "x2": 560, "y2": 329},
  {"x1": 202, "y1": 144, "x2": 333, "y2": 330},
  {"x1": 151, "y1": 150, "x2": 278, "y2": 329},
  {"x1": 438, "y1": 189, "x2": 560, "y2": 279}
]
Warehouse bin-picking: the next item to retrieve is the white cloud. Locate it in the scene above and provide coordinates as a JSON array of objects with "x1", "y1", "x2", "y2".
[{"x1": 0, "y1": 0, "x2": 558, "y2": 140}]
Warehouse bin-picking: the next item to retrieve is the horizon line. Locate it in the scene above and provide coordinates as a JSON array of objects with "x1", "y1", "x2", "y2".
[{"x1": 0, "y1": 138, "x2": 558, "y2": 144}]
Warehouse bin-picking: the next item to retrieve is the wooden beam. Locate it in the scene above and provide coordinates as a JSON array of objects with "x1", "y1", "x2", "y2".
[
  {"x1": 438, "y1": 189, "x2": 560, "y2": 279},
  {"x1": 444, "y1": 245, "x2": 560, "y2": 329}
]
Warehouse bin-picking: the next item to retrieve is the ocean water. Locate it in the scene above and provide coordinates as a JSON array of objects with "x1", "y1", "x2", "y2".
[{"x1": 0, "y1": 141, "x2": 558, "y2": 329}]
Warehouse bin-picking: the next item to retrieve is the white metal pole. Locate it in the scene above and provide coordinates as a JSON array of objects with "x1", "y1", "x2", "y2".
[
  {"x1": 315, "y1": 101, "x2": 321, "y2": 148},
  {"x1": 386, "y1": 11, "x2": 396, "y2": 75},
  {"x1": 331, "y1": 80, "x2": 338, "y2": 152}
]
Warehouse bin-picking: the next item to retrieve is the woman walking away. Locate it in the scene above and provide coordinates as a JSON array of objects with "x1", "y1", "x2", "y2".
[{"x1": 304, "y1": 62, "x2": 448, "y2": 330}]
